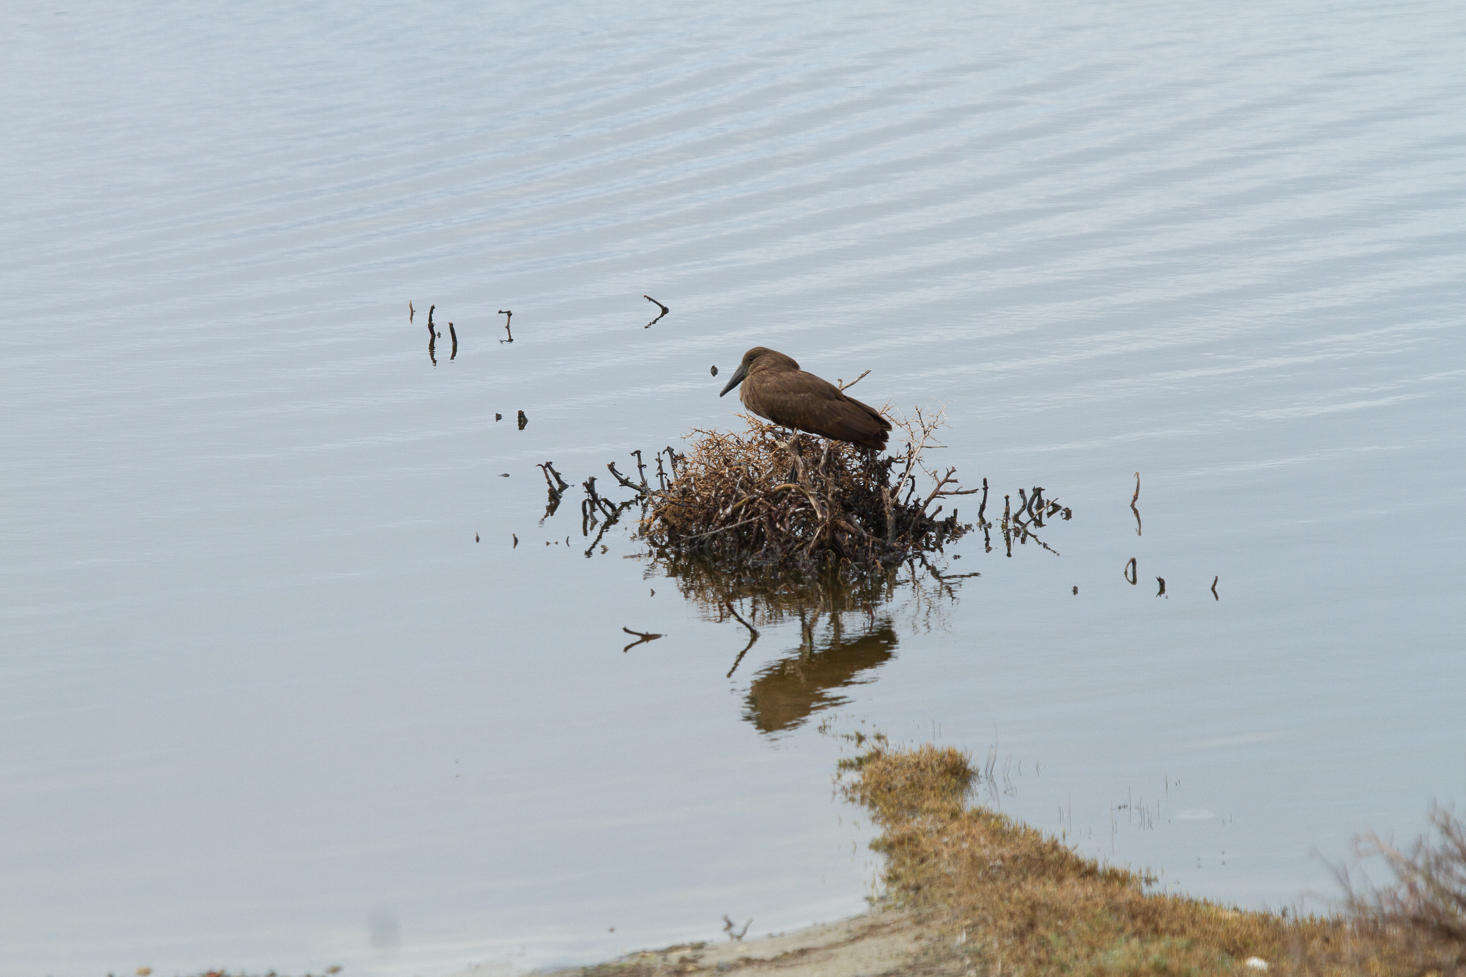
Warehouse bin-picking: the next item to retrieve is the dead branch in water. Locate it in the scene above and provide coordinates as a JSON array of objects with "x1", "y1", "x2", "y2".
[
  {"x1": 642, "y1": 294, "x2": 670, "y2": 328},
  {"x1": 621, "y1": 626, "x2": 663, "y2": 652},
  {"x1": 1131, "y1": 470, "x2": 1142, "y2": 536}
]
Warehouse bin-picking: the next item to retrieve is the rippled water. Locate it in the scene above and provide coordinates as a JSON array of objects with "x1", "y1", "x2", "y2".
[{"x1": 4, "y1": 1, "x2": 1465, "y2": 974}]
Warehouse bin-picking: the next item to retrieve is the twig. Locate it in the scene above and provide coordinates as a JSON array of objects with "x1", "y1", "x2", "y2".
[
  {"x1": 1211, "y1": 575, "x2": 1219, "y2": 600},
  {"x1": 722, "y1": 915, "x2": 752, "y2": 941},
  {"x1": 498, "y1": 309, "x2": 513, "y2": 343},
  {"x1": 538, "y1": 462, "x2": 569, "y2": 493},
  {"x1": 607, "y1": 461, "x2": 650, "y2": 496},
  {"x1": 409, "y1": 300, "x2": 414, "y2": 322},
  {"x1": 643, "y1": 294, "x2": 669, "y2": 328},
  {"x1": 1131, "y1": 471, "x2": 1142, "y2": 536},
  {"x1": 837, "y1": 369, "x2": 870, "y2": 391},
  {"x1": 448, "y1": 322, "x2": 457, "y2": 360},
  {"x1": 1124, "y1": 557, "x2": 1138, "y2": 585},
  {"x1": 621, "y1": 626, "x2": 663, "y2": 653}
]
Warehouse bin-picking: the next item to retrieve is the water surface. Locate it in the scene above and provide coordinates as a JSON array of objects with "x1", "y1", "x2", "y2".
[{"x1": 3, "y1": 1, "x2": 1465, "y2": 974}]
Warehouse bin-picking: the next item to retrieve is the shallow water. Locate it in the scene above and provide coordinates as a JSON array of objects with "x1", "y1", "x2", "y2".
[{"x1": 3, "y1": 1, "x2": 1465, "y2": 974}]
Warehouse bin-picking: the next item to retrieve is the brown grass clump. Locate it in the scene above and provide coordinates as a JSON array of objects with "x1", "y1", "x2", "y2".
[
  {"x1": 841, "y1": 743, "x2": 1447, "y2": 976},
  {"x1": 641, "y1": 410, "x2": 975, "y2": 572}
]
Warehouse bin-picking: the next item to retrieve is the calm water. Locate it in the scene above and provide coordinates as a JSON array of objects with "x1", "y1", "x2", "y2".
[{"x1": 4, "y1": 1, "x2": 1465, "y2": 974}]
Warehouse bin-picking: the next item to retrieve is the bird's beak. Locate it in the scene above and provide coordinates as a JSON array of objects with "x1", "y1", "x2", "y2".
[{"x1": 718, "y1": 362, "x2": 747, "y2": 397}]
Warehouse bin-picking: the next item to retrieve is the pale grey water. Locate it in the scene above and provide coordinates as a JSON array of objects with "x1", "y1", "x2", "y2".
[{"x1": 3, "y1": 1, "x2": 1465, "y2": 974}]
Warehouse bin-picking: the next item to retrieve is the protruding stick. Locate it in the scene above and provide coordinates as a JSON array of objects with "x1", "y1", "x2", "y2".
[{"x1": 621, "y1": 626, "x2": 664, "y2": 653}]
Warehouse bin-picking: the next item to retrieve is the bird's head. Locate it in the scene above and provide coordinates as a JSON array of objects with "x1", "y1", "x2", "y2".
[{"x1": 719, "y1": 347, "x2": 797, "y2": 396}]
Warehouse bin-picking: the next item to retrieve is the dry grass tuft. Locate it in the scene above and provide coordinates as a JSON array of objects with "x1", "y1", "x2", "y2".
[
  {"x1": 1341, "y1": 804, "x2": 1466, "y2": 973},
  {"x1": 641, "y1": 410, "x2": 974, "y2": 573},
  {"x1": 841, "y1": 743, "x2": 1451, "y2": 976}
]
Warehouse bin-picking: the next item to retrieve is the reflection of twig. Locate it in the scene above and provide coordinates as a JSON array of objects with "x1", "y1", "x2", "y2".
[
  {"x1": 498, "y1": 309, "x2": 513, "y2": 343},
  {"x1": 723, "y1": 599, "x2": 760, "y2": 677},
  {"x1": 621, "y1": 626, "x2": 663, "y2": 653},
  {"x1": 642, "y1": 294, "x2": 669, "y2": 328}
]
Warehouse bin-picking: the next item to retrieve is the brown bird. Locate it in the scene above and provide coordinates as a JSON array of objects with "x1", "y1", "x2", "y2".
[{"x1": 719, "y1": 347, "x2": 892, "y2": 451}]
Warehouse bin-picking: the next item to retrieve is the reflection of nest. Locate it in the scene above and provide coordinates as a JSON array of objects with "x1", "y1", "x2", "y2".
[
  {"x1": 658, "y1": 552, "x2": 966, "y2": 714},
  {"x1": 659, "y1": 556, "x2": 902, "y2": 630},
  {"x1": 642, "y1": 410, "x2": 975, "y2": 573},
  {"x1": 744, "y1": 621, "x2": 898, "y2": 734}
]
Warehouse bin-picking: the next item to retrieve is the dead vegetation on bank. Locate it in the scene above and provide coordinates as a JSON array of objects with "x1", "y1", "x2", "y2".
[{"x1": 839, "y1": 742, "x2": 1466, "y2": 976}]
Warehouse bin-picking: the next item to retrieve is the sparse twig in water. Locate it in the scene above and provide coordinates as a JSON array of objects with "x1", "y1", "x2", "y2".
[
  {"x1": 607, "y1": 461, "x2": 650, "y2": 496},
  {"x1": 1124, "y1": 557, "x2": 1137, "y2": 585},
  {"x1": 621, "y1": 626, "x2": 663, "y2": 653},
  {"x1": 1211, "y1": 575, "x2": 1219, "y2": 600},
  {"x1": 722, "y1": 914, "x2": 752, "y2": 941},
  {"x1": 448, "y1": 322, "x2": 457, "y2": 360},
  {"x1": 538, "y1": 462, "x2": 570, "y2": 493},
  {"x1": 1156, "y1": 576, "x2": 1166, "y2": 597},
  {"x1": 1131, "y1": 470, "x2": 1142, "y2": 536},
  {"x1": 517, "y1": 409, "x2": 528, "y2": 430},
  {"x1": 642, "y1": 294, "x2": 669, "y2": 328},
  {"x1": 409, "y1": 300, "x2": 414, "y2": 322},
  {"x1": 498, "y1": 309, "x2": 513, "y2": 343}
]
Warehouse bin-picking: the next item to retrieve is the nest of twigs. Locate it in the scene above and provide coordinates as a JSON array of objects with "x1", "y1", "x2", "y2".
[{"x1": 639, "y1": 409, "x2": 976, "y2": 572}]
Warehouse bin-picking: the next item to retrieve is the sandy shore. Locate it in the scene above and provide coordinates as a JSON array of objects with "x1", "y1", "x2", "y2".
[{"x1": 522, "y1": 908, "x2": 941, "y2": 977}]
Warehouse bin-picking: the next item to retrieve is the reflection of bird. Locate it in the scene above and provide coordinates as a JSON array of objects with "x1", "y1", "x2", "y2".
[
  {"x1": 744, "y1": 623, "x2": 898, "y2": 734},
  {"x1": 719, "y1": 347, "x2": 891, "y2": 450}
]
